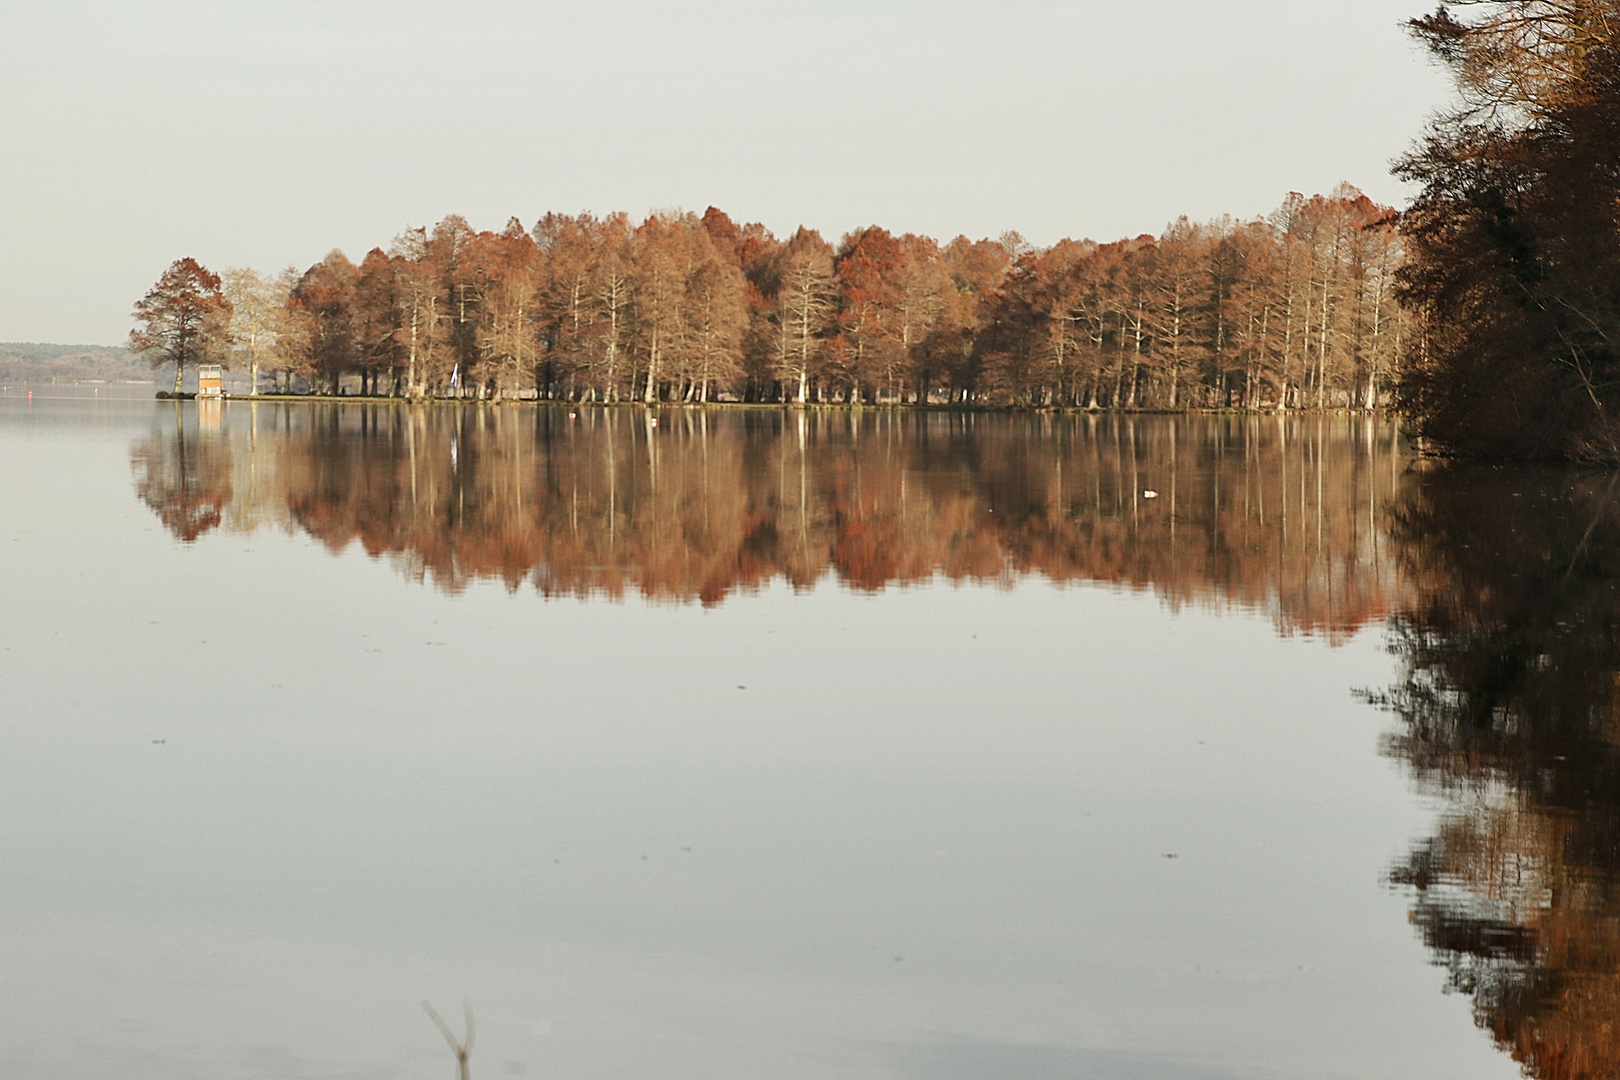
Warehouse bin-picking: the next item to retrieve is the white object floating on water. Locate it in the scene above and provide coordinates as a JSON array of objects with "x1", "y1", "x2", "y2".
[{"x1": 1143, "y1": 490, "x2": 1159, "y2": 499}]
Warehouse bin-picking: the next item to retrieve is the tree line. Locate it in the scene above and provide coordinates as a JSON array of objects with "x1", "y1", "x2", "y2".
[
  {"x1": 0, "y1": 342, "x2": 144, "y2": 386},
  {"x1": 131, "y1": 187, "x2": 1410, "y2": 409}
]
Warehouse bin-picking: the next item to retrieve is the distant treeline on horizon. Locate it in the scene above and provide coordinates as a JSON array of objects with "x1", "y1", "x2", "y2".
[
  {"x1": 0, "y1": 342, "x2": 146, "y2": 386},
  {"x1": 177, "y1": 185, "x2": 1410, "y2": 409}
]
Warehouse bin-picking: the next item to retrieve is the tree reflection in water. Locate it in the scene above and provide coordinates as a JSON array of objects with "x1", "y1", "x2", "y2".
[
  {"x1": 129, "y1": 405, "x2": 1407, "y2": 634},
  {"x1": 129, "y1": 403, "x2": 1620, "y2": 1073},
  {"x1": 1374, "y1": 466, "x2": 1620, "y2": 1079},
  {"x1": 130, "y1": 400, "x2": 233, "y2": 542}
]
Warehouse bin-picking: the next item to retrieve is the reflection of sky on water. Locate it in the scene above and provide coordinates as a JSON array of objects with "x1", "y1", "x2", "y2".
[
  {"x1": 0, "y1": 395, "x2": 1520, "y2": 1079},
  {"x1": 880, "y1": 1037, "x2": 1252, "y2": 1080}
]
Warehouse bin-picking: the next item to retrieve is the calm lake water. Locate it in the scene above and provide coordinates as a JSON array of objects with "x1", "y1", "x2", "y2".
[{"x1": 3, "y1": 390, "x2": 1598, "y2": 1079}]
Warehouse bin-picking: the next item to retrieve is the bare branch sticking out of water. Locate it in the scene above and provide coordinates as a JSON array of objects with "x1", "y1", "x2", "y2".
[{"x1": 423, "y1": 999, "x2": 475, "y2": 1080}]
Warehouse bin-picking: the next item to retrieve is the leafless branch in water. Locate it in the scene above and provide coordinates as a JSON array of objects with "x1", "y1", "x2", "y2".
[{"x1": 422, "y1": 999, "x2": 475, "y2": 1080}]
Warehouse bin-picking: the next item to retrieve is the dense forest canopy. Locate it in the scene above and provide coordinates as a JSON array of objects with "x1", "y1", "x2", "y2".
[
  {"x1": 1397, "y1": 1, "x2": 1620, "y2": 461},
  {"x1": 138, "y1": 188, "x2": 1410, "y2": 409}
]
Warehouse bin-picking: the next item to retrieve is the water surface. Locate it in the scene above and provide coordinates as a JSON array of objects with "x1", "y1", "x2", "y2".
[{"x1": 0, "y1": 393, "x2": 1546, "y2": 1079}]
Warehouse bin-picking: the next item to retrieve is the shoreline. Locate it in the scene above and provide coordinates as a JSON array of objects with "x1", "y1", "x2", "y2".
[{"x1": 185, "y1": 394, "x2": 1394, "y2": 417}]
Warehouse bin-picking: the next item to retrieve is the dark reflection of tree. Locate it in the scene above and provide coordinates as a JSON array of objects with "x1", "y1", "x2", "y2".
[
  {"x1": 1372, "y1": 466, "x2": 1620, "y2": 1079},
  {"x1": 129, "y1": 402, "x2": 234, "y2": 542}
]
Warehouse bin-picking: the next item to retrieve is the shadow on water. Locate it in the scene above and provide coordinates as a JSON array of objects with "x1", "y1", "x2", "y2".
[
  {"x1": 1369, "y1": 463, "x2": 1620, "y2": 1079},
  {"x1": 128, "y1": 403, "x2": 1406, "y2": 636}
]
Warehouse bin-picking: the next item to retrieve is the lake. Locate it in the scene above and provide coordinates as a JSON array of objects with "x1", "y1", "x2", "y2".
[{"x1": 2, "y1": 390, "x2": 1595, "y2": 1079}]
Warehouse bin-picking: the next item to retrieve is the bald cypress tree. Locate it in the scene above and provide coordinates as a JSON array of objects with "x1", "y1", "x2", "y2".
[{"x1": 129, "y1": 258, "x2": 232, "y2": 395}]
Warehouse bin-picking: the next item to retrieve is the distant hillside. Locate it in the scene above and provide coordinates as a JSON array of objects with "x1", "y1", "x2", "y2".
[{"x1": 0, "y1": 343, "x2": 155, "y2": 385}]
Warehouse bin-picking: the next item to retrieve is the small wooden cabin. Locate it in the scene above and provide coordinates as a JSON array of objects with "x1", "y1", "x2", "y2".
[{"x1": 197, "y1": 364, "x2": 223, "y2": 398}]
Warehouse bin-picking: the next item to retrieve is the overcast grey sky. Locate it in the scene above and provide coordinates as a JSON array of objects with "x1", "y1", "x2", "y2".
[{"x1": 1, "y1": 0, "x2": 1449, "y2": 345}]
